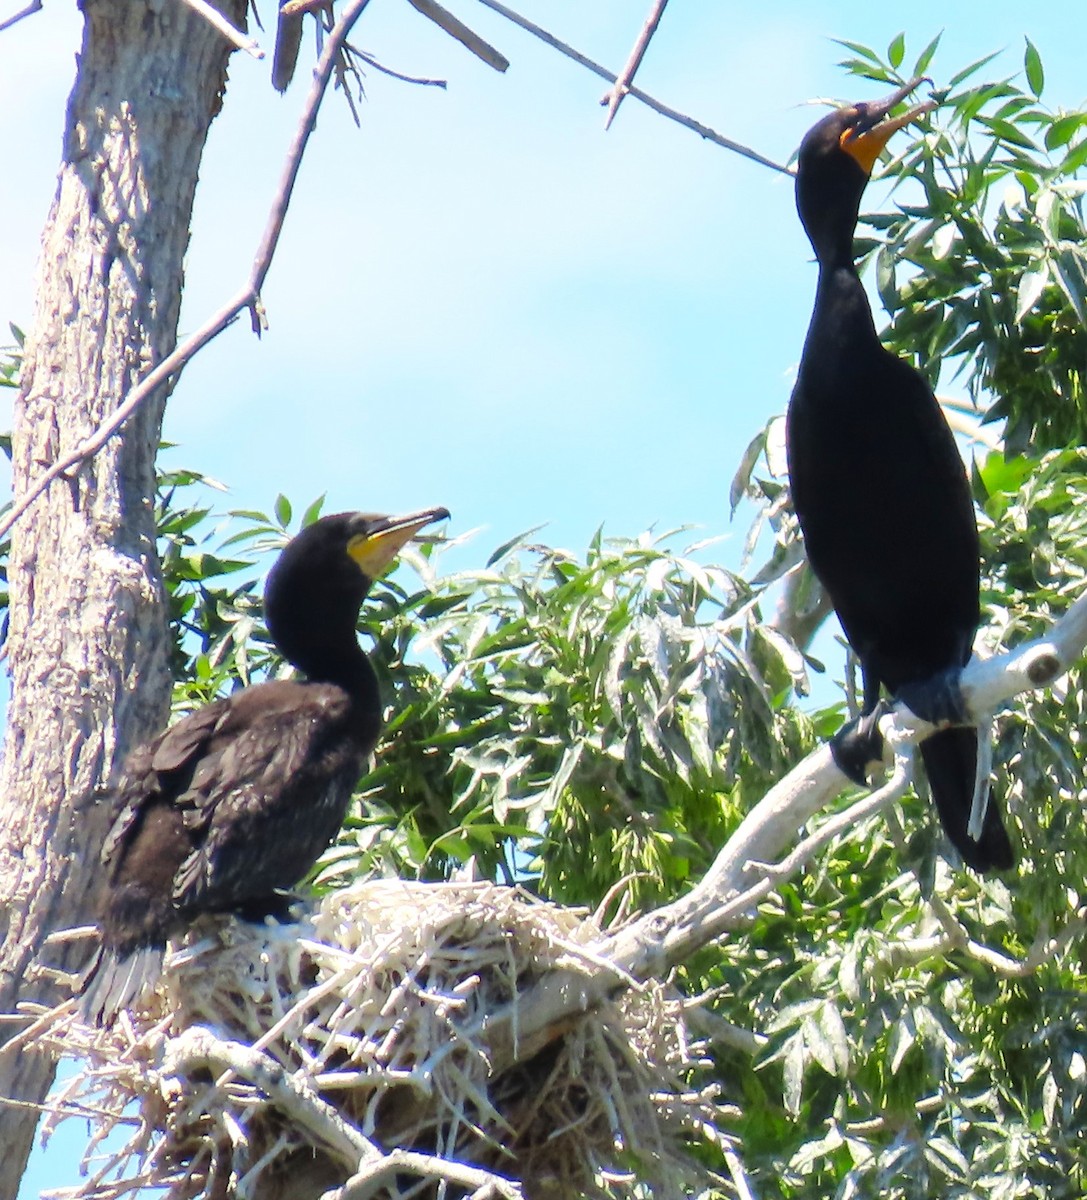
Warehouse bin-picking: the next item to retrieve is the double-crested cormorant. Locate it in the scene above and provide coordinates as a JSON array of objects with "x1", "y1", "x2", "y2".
[
  {"x1": 786, "y1": 79, "x2": 1013, "y2": 872},
  {"x1": 81, "y1": 507, "x2": 450, "y2": 1023}
]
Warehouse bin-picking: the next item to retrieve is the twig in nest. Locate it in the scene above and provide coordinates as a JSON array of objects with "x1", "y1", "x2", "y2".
[{"x1": 603, "y1": 0, "x2": 669, "y2": 131}]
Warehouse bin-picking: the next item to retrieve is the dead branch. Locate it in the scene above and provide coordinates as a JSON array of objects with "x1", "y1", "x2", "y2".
[
  {"x1": 602, "y1": 0, "x2": 669, "y2": 131},
  {"x1": 0, "y1": 0, "x2": 41, "y2": 34},
  {"x1": 0, "y1": 0, "x2": 375, "y2": 545},
  {"x1": 406, "y1": 0, "x2": 509, "y2": 72},
  {"x1": 475, "y1": 0, "x2": 794, "y2": 175},
  {"x1": 346, "y1": 43, "x2": 448, "y2": 88},
  {"x1": 175, "y1": 0, "x2": 264, "y2": 58}
]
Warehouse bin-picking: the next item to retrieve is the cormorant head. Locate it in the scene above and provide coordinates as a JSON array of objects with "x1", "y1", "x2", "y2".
[
  {"x1": 264, "y1": 507, "x2": 450, "y2": 680},
  {"x1": 795, "y1": 77, "x2": 936, "y2": 265}
]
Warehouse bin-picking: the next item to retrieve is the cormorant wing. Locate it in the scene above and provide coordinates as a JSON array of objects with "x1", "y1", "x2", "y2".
[{"x1": 168, "y1": 682, "x2": 359, "y2": 912}]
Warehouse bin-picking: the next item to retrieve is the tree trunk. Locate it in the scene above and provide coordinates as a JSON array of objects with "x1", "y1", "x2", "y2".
[{"x1": 0, "y1": 2, "x2": 246, "y2": 1192}]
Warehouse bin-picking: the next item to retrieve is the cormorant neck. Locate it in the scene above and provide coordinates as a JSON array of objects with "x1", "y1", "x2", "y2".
[
  {"x1": 290, "y1": 637, "x2": 376, "y2": 699},
  {"x1": 795, "y1": 155, "x2": 866, "y2": 272},
  {"x1": 802, "y1": 263, "x2": 880, "y2": 364}
]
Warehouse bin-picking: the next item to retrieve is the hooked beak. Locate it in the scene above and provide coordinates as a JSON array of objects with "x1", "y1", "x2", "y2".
[
  {"x1": 840, "y1": 76, "x2": 938, "y2": 175},
  {"x1": 347, "y1": 507, "x2": 450, "y2": 578}
]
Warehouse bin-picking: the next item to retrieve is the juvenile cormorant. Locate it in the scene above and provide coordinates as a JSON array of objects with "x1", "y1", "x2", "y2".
[
  {"x1": 786, "y1": 79, "x2": 1013, "y2": 872},
  {"x1": 81, "y1": 507, "x2": 450, "y2": 1023}
]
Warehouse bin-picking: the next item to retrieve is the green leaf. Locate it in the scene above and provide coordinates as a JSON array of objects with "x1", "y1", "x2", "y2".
[
  {"x1": 1054, "y1": 242, "x2": 1087, "y2": 327},
  {"x1": 946, "y1": 50, "x2": 1002, "y2": 89},
  {"x1": 274, "y1": 494, "x2": 292, "y2": 528},
  {"x1": 914, "y1": 31, "x2": 942, "y2": 77},
  {"x1": 1024, "y1": 37, "x2": 1044, "y2": 98},
  {"x1": 1015, "y1": 260, "x2": 1050, "y2": 323},
  {"x1": 887, "y1": 32, "x2": 905, "y2": 70},
  {"x1": 729, "y1": 429, "x2": 766, "y2": 515},
  {"x1": 301, "y1": 495, "x2": 326, "y2": 527},
  {"x1": 1045, "y1": 112, "x2": 1086, "y2": 152}
]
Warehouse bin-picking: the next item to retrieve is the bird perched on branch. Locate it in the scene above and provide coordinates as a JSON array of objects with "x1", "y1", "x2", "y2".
[
  {"x1": 786, "y1": 78, "x2": 1013, "y2": 872},
  {"x1": 81, "y1": 506, "x2": 450, "y2": 1024}
]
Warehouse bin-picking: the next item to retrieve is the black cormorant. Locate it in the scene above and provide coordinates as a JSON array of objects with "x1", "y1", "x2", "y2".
[
  {"x1": 81, "y1": 507, "x2": 450, "y2": 1023},
  {"x1": 786, "y1": 78, "x2": 1013, "y2": 872}
]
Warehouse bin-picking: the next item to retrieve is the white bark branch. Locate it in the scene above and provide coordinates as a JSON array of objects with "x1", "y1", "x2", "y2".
[{"x1": 163, "y1": 1026, "x2": 380, "y2": 1170}]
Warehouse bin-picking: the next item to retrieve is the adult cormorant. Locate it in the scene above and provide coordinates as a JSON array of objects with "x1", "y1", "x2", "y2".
[
  {"x1": 786, "y1": 79, "x2": 1013, "y2": 872},
  {"x1": 81, "y1": 507, "x2": 450, "y2": 1023}
]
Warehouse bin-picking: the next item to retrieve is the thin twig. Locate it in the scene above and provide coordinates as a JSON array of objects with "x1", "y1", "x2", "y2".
[
  {"x1": 406, "y1": 0, "x2": 508, "y2": 72},
  {"x1": 175, "y1": 0, "x2": 264, "y2": 58},
  {"x1": 603, "y1": 0, "x2": 668, "y2": 131},
  {"x1": 474, "y1": 0, "x2": 793, "y2": 175},
  {"x1": 348, "y1": 42, "x2": 448, "y2": 88},
  {"x1": 0, "y1": 0, "x2": 375, "y2": 545},
  {"x1": 0, "y1": 0, "x2": 41, "y2": 34}
]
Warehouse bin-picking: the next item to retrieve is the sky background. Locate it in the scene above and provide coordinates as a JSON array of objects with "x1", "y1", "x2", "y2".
[{"x1": 3, "y1": 2, "x2": 1087, "y2": 1195}]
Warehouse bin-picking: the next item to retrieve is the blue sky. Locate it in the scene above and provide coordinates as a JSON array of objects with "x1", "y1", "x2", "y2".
[{"x1": 4, "y1": 3, "x2": 1087, "y2": 1196}]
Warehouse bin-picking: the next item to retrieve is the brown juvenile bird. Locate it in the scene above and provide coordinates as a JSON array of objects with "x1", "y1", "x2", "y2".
[
  {"x1": 786, "y1": 78, "x2": 1013, "y2": 872},
  {"x1": 81, "y1": 507, "x2": 449, "y2": 1024}
]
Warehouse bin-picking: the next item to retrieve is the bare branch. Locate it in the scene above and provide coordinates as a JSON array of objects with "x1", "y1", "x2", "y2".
[
  {"x1": 175, "y1": 0, "x2": 264, "y2": 58},
  {"x1": 347, "y1": 42, "x2": 448, "y2": 88},
  {"x1": 474, "y1": 0, "x2": 794, "y2": 175},
  {"x1": 163, "y1": 1026, "x2": 379, "y2": 1171},
  {"x1": 0, "y1": 0, "x2": 375, "y2": 545},
  {"x1": 326, "y1": 1149, "x2": 523, "y2": 1200},
  {"x1": 602, "y1": 0, "x2": 669, "y2": 131},
  {"x1": 0, "y1": 0, "x2": 41, "y2": 35},
  {"x1": 406, "y1": 0, "x2": 509, "y2": 72}
]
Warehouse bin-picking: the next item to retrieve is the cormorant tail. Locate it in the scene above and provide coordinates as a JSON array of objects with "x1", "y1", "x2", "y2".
[
  {"x1": 920, "y1": 727, "x2": 1014, "y2": 873},
  {"x1": 78, "y1": 944, "x2": 164, "y2": 1028}
]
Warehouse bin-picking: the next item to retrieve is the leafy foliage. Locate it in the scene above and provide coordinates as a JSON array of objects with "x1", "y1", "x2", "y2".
[
  {"x1": 8, "y1": 35, "x2": 1087, "y2": 1200},
  {"x1": 843, "y1": 34, "x2": 1087, "y2": 454}
]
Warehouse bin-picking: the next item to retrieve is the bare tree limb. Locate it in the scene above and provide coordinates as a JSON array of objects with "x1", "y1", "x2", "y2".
[
  {"x1": 474, "y1": 0, "x2": 794, "y2": 175},
  {"x1": 0, "y1": 0, "x2": 375, "y2": 546},
  {"x1": 406, "y1": 0, "x2": 509, "y2": 72},
  {"x1": 176, "y1": 0, "x2": 264, "y2": 58},
  {"x1": 602, "y1": 0, "x2": 668, "y2": 131},
  {"x1": 0, "y1": 0, "x2": 41, "y2": 34}
]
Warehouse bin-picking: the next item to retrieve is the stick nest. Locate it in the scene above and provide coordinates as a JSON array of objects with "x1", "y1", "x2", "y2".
[{"x1": 34, "y1": 880, "x2": 725, "y2": 1200}]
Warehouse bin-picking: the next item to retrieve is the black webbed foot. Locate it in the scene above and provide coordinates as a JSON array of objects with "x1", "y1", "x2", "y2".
[
  {"x1": 830, "y1": 701, "x2": 890, "y2": 785},
  {"x1": 893, "y1": 665, "x2": 968, "y2": 727},
  {"x1": 232, "y1": 891, "x2": 302, "y2": 925}
]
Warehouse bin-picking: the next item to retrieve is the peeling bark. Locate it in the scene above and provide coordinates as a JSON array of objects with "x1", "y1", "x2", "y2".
[{"x1": 0, "y1": 2, "x2": 246, "y2": 1192}]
